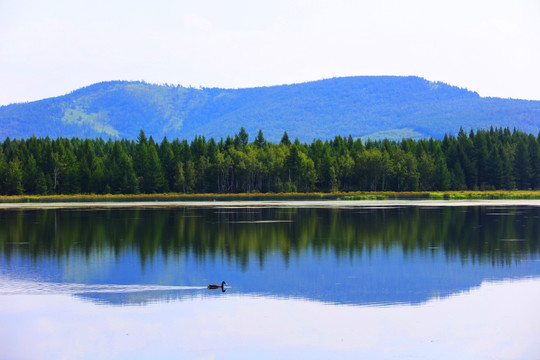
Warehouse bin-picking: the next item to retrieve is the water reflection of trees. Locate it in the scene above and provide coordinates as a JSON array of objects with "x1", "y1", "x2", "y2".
[{"x1": 0, "y1": 207, "x2": 538, "y2": 267}]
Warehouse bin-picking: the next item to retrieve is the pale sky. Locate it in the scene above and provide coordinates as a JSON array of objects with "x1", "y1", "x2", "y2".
[{"x1": 1, "y1": 0, "x2": 539, "y2": 106}]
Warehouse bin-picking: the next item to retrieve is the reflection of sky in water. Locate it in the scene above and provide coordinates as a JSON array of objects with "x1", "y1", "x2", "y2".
[
  {"x1": 1, "y1": 206, "x2": 540, "y2": 358},
  {"x1": 2, "y1": 244, "x2": 539, "y2": 306},
  {"x1": 1, "y1": 278, "x2": 539, "y2": 360}
]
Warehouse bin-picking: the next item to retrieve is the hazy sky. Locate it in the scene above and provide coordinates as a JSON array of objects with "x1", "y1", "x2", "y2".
[{"x1": 1, "y1": 0, "x2": 539, "y2": 105}]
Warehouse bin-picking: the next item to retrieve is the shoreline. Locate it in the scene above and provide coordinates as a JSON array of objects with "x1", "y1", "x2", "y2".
[{"x1": 1, "y1": 199, "x2": 540, "y2": 209}]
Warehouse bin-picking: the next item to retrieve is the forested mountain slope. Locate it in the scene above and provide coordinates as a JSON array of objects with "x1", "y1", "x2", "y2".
[{"x1": 1, "y1": 76, "x2": 539, "y2": 141}]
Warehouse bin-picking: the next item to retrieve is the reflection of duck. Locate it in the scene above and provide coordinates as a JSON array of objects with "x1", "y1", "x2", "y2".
[{"x1": 208, "y1": 281, "x2": 227, "y2": 291}]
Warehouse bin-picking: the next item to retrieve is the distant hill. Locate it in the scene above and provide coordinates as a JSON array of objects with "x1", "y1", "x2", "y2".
[{"x1": 1, "y1": 76, "x2": 539, "y2": 141}]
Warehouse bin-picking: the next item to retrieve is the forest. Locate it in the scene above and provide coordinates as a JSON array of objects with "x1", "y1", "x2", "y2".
[
  {"x1": 0, "y1": 127, "x2": 539, "y2": 195},
  {"x1": 3, "y1": 77, "x2": 540, "y2": 142}
]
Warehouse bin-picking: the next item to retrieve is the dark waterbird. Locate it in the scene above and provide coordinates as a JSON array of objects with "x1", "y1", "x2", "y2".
[{"x1": 208, "y1": 281, "x2": 227, "y2": 292}]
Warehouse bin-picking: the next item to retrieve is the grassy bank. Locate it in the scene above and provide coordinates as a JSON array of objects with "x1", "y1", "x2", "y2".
[
  {"x1": 1, "y1": 191, "x2": 540, "y2": 203},
  {"x1": 345, "y1": 191, "x2": 540, "y2": 200}
]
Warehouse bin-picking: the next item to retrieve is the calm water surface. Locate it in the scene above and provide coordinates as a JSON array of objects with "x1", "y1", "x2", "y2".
[{"x1": 1, "y1": 205, "x2": 539, "y2": 359}]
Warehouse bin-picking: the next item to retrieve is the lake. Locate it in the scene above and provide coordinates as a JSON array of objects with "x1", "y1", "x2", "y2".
[{"x1": 1, "y1": 203, "x2": 539, "y2": 359}]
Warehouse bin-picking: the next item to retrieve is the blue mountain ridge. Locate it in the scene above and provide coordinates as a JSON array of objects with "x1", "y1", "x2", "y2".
[{"x1": 1, "y1": 76, "x2": 539, "y2": 142}]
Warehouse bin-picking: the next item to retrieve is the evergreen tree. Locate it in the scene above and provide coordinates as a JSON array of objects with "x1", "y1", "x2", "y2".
[
  {"x1": 61, "y1": 145, "x2": 80, "y2": 194},
  {"x1": 392, "y1": 150, "x2": 419, "y2": 191},
  {"x1": 207, "y1": 138, "x2": 218, "y2": 162},
  {"x1": 450, "y1": 161, "x2": 466, "y2": 190},
  {"x1": 280, "y1": 131, "x2": 291, "y2": 146},
  {"x1": 486, "y1": 147, "x2": 502, "y2": 189},
  {"x1": 146, "y1": 144, "x2": 166, "y2": 193},
  {"x1": 174, "y1": 161, "x2": 186, "y2": 193},
  {"x1": 50, "y1": 152, "x2": 64, "y2": 193},
  {"x1": 433, "y1": 148, "x2": 451, "y2": 190},
  {"x1": 299, "y1": 151, "x2": 317, "y2": 191},
  {"x1": 35, "y1": 170, "x2": 48, "y2": 194},
  {"x1": 417, "y1": 152, "x2": 435, "y2": 191},
  {"x1": 514, "y1": 139, "x2": 530, "y2": 189},
  {"x1": 107, "y1": 142, "x2": 138, "y2": 194},
  {"x1": 317, "y1": 149, "x2": 333, "y2": 191},
  {"x1": 327, "y1": 164, "x2": 338, "y2": 192},
  {"x1": 355, "y1": 149, "x2": 390, "y2": 191},
  {"x1": 457, "y1": 130, "x2": 477, "y2": 189},
  {"x1": 352, "y1": 138, "x2": 365, "y2": 156},
  {"x1": 134, "y1": 130, "x2": 149, "y2": 189},
  {"x1": 159, "y1": 137, "x2": 175, "y2": 192},
  {"x1": 197, "y1": 156, "x2": 211, "y2": 192},
  {"x1": 474, "y1": 131, "x2": 489, "y2": 188},
  {"x1": 499, "y1": 146, "x2": 515, "y2": 190},
  {"x1": 224, "y1": 136, "x2": 234, "y2": 149},
  {"x1": 528, "y1": 135, "x2": 540, "y2": 189},
  {"x1": 184, "y1": 160, "x2": 197, "y2": 193},
  {"x1": 286, "y1": 145, "x2": 302, "y2": 187},
  {"x1": 339, "y1": 153, "x2": 355, "y2": 191},
  {"x1": 191, "y1": 135, "x2": 207, "y2": 159},
  {"x1": 23, "y1": 154, "x2": 39, "y2": 194},
  {"x1": 234, "y1": 127, "x2": 249, "y2": 148},
  {"x1": 0, "y1": 147, "x2": 6, "y2": 194},
  {"x1": 254, "y1": 130, "x2": 267, "y2": 148},
  {"x1": 78, "y1": 140, "x2": 95, "y2": 193},
  {"x1": 91, "y1": 157, "x2": 106, "y2": 194},
  {"x1": 5, "y1": 158, "x2": 24, "y2": 195}
]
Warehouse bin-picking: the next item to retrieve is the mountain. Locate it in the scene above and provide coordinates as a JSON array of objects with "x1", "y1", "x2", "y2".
[{"x1": 1, "y1": 76, "x2": 539, "y2": 141}]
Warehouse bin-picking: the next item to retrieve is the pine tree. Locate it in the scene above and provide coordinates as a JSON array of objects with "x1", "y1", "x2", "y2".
[
  {"x1": 0, "y1": 147, "x2": 6, "y2": 194},
  {"x1": 23, "y1": 154, "x2": 39, "y2": 194},
  {"x1": 327, "y1": 164, "x2": 338, "y2": 192},
  {"x1": 450, "y1": 160, "x2": 466, "y2": 190},
  {"x1": 107, "y1": 142, "x2": 138, "y2": 194},
  {"x1": 286, "y1": 145, "x2": 302, "y2": 185},
  {"x1": 254, "y1": 130, "x2": 267, "y2": 148},
  {"x1": 499, "y1": 146, "x2": 515, "y2": 190},
  {"x1": 474, "y1": 131, "x2": 489, "y2": 188},
  {"x1": 146, "y1": 144, "x2": 166, "y2": 193},
  {"x1": 514, "y1": 139, "x2": 530, "y2": 189},
  {"x1": 78, "y1": 140, "x2": 95, "y2": 193},
  {"x1": 417, "y1": 152, "x2": 435, "y2": 191},
  {"x1": 280, "y1": 131, "x2": 291, "y2": 146},
  {"x1": 134, "y1": 130, "x2": 149, "y2": 188},
  {"x1": 197, "y1": 156, "x2": 210, "y2": 192},
  {"x1": 527, "y1": 135, "x2": 540, "y2": 189},
  {"x1": 486, "y1": 147, "x2": 502, "y2": 189},
  {"x1": 457, "y1": 130, "x2": 477, "y2": 189},
  {"x1": 191, "y1": 135, "x2": 207, "y2": 159},
  {"x1": 184, "y1": 160, "x2": 197, "y2": 193},
  {"x1": 299, "y1": 152, "x2": 317, "y2": 191},
  {"x1": 62, "y1": 146, "x2": 80, "y2": 194},
  {"x1": 159, "y1": 137, "x2": 175, "y2": 192},
  {"x1": 234, "y1": 127, "x2": 249, "y2": 148},
  {"x1": 91, "y1": 157, "x2": 106, "y2": 194},
  {"x1": 5, "y1": 158, "x2": 24, "y2": 195},
  {"x1": 50, "y1": 152, "x2": 63, "y2": 193},
  {"x1": 434, "y1": 148, "x2": 451, "y2": 190},
  {"x1": 174, "y1": 161, "x2": 186, "y2": 193}
]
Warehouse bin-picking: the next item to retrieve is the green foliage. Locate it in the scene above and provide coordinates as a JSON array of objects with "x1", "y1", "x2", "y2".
[
  {"x1": 0, "y1": 127, "x2": 539, "y2": 195},
  {"x1": 5, "y1": 158, "x2": 24, "y2": 195}
]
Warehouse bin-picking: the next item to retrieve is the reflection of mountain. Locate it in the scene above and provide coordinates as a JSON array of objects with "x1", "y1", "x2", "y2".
[{"x1": 1, "y1": 207, "x2": 539, "y2": 306}]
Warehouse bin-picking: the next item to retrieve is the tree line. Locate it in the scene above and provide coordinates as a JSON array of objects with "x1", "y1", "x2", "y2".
[{"x1": 0, "y1": 127, "x2": 539, "y2": 195}]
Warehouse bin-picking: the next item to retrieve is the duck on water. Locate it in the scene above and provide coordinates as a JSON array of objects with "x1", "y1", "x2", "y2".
[{"x1": 208, "y1": 281, "x2": 227, "y2": 292}]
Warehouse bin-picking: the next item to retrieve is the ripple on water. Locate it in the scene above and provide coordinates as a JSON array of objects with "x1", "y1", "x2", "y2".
[{"x1": 0, "y1": 278, "x2": 207, "y2": 296}]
